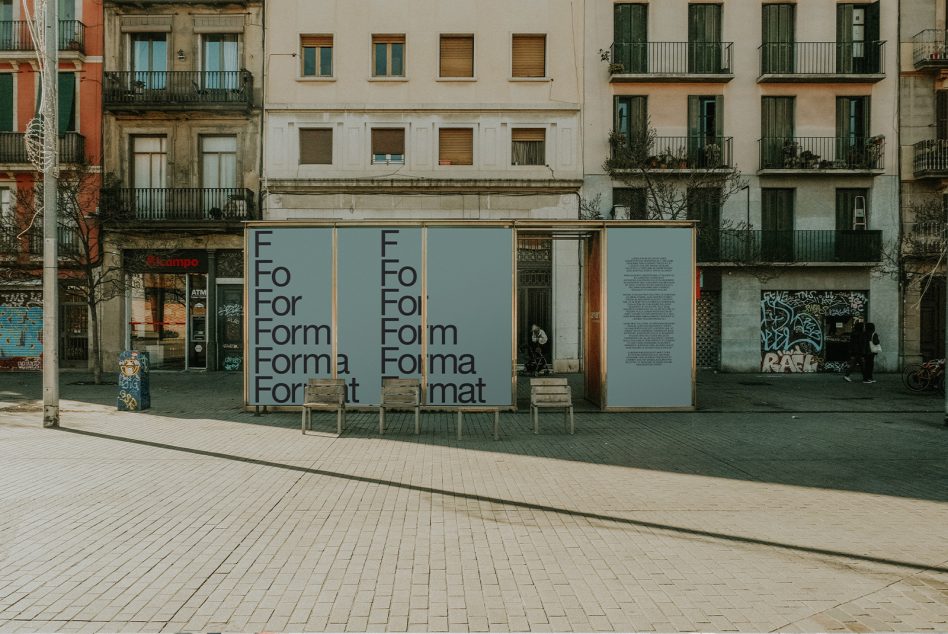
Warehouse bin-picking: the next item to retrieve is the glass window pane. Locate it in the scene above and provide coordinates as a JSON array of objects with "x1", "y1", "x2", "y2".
[
  {"x1": 302, "y1": 47, "x2": 316, "y2": 75},
  {"x1": 391, "y1": 43, "x2": 404, "y2": 75},
  {"x1": 0, "y1": 0, "x2": 12, "y2": 21},
  {"x1": 320, "y1": 47, "x2": 332, "y2": 76},
  {"x1": 374, "y1": 43, "x2": 387, "y2": 76}
]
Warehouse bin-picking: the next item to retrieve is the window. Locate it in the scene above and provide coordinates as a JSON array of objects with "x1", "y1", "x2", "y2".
[
  {"x1": 511, "y1": 34, "x2": 546, "y2": 78},
  {"x1": 371, "y1": 128, "x2": 405, "y2": 164},
  {"x1": 301, "y1": 35, "x2": 333, "y2": 77},
  {"x1": 511, "y1": 128, "x2": 545, "y2": 166},
  {"x1": 761, "y1": 3, "x2": 795, "y2": 74},
  {"x1": 0, "y1": 0, "x2": 13, "y2": 50},
  {"x1": 203, "y1": 34, "x2": 239, "y2": 89},
  {"x1": 131, "y1": 33, "x2": 167, "y2": 89},
  {"x1": 440, "y1": 35, "x2": 474, "y2": 78},
  {"x1": 300, "y1": 129, "x2": 332, "y2": 165},
  {"x1": 373, "y1": 35, "x2": 405, "y2": 77},
  {"x1": 132, "y1": 136, "x2": 167, "y2": 189},
  {"x1": 612, "y1": 188, "x2": 648, "y2": 220},
  {"x1": 688, "y1": 95, "x2": 724, "y2": 167},
  {"x1": 36, "y1": 73, "x2": 76, "y2": 133},
  {"x1": 613, "y1": 96, "x2": 647, "y2": 153},
  {"x1": 937, "y1": 91, "x2": 948, "y2": 140},
  {"x1": 837, "y1": 3, "x2": 880, "y2": 73},
  {"x1": 0, "y1": 74, "x2": 12, "y2": 132},
  {"x1": 438, "y1": 128, "x2": 473, "y2": 166},
  {"x1": 761, "y1": 96, "x2": 795, "y2": 168},
  {"x1": 0, "y1": 187, "x2": 13, "y2": 251},
  {"x1": 688, "y1": 3, "x2": 723, "y2": 73},
  {"x1": 613, "y1": 4, "x2": 647, "y2": 73}
]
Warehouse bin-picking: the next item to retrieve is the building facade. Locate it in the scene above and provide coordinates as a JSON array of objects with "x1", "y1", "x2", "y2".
[
  {"x1": 263, "y1": 0, "x2": 585, "y2": 371},
  {"x1": 902, "y1": 0, "x2": 948, "y2": 365},
  {"x1": 0, "y1": 0, "x2": 102, "y2": 370},
  {"x1": 96, "y1": 0, "x2": 262, "y2": 371},
  {"x1": 583, "y1": 0, "x2": 899, "y2": 373}
]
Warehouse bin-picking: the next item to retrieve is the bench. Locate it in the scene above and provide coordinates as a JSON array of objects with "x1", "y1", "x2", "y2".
[
  {"x1": 379, "y1": 378, "x2": 421, "y2": 435},
  {"x1": 301, "y1": 378, "x2": 347, "y2": 434},
  {"x1": 530, "y1": 377, "x2": 574, "y2": 435},
  {"x1": 455, "y1": 408, "x2": 502, "y2": 440}
]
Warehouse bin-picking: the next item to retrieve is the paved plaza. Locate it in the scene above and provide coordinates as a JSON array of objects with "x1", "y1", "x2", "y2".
[{"x1": 0, "y1": 371, "x2": 946, "y2": 632}]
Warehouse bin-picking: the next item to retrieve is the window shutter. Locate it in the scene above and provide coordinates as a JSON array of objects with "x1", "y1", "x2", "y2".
[
  {"x1": 58, "y1": 72, "x2": 76, "y2": 134},
  {"x1": 300, "y1": 129, "x2": 332, "y2": 165},
  {"x1": 301, "y1": 35, "x2": 332, "y2": 47},
  {"x1": 512, "y1": 34, "x2": 545, "y2": 77},
  {"x1": 438, "y1": 128, "x2": 473, "y2": 165},
  {"x1": 0, "y1": 75, "x2": 12, "y2": 132},
  {"x1": 440, "y1": 35, "x2": 474, "y2": 77},
  {"x1": 511, "y1": 128, "x2": 545, "y2": 143},
  {"x1": 372, "y1": 128, "x2": 405, "y2": 155}
]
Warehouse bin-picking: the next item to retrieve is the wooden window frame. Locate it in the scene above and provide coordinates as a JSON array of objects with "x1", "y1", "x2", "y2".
[
  {"x1": 299, "y1": 128, "x2": 333, "y2": 165},
  {"x1": 372, "y1": 34, "x2": 406, "y2": 78},
  {"x1": 439, "y1": 34, "x2": 475, "y2": 79},
  {"x1": 511, "y1": 33, "x2": 547, "y2": 79},
  {"x1": 438, "y1": 127, "x2": 474, "y2": 166},
  {"x1": 371, "y1": 128, "x2": 406, "y2": 165},
  {"x1": 300, "y1": 34, "x2": 333, "y2": 78}
]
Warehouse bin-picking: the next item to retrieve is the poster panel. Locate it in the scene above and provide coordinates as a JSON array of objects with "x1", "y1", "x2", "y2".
[
  {"x1": 248, "y1": 228, "x2": 333, "y2": 406},
  {"x1": 337, "y1": 228, "x2": 422, "y2": 405},
  {"x1": 426, "y1": 228, "x2": 513, "y2": 406},
  {"x1": 606, "y1": 227, "x2": 693, "y2": 408}
]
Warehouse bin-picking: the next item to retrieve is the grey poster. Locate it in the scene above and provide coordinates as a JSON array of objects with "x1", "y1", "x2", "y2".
[
  {"x1": 338, "y1": 228, "x2": 423, "y2": 406},
  {"x1": 427, "y1": 228, "x2": 513, "y2": 406},
  {"x1": 606, "y1": 227, "x2": 693, "y2": 408},
  {"x1": 248, "y1": 227, "x2": 333, "y2": 406}
]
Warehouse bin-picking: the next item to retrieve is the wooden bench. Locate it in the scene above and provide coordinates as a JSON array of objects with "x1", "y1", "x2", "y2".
[
  {"x1": 530, "y1": 377, "x2": 574, "y2": 435},
  {"x1": 302, "y1": 378, "x2": 347, "y2": 434},
  {"x1": 379, "y1": 378, "x2": 421, "y2": 435},
  {"x1": 455, "y1": 408, "x2": 502, "y2": 440}
]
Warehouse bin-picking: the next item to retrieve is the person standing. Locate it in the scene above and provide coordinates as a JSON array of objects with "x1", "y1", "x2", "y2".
[
  {"x1": 842, "y1": 321, "x2": 864, "y2": 382},
  {"x1": 862, "y1": 322, "x2": 880, "y2": 384}
]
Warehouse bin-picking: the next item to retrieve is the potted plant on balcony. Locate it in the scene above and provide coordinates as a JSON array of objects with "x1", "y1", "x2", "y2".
[
  {"x1": 66, "y1": 39, "x2": 81, "y2": 51},
  {"x1": 800, "y1": 150, "x2": 820, "y2": 169},
  {"x1": 608, "y1": 62, "x2": 625, "y2": 74}
]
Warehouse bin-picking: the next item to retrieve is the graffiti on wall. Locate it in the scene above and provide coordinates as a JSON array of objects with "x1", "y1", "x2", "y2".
[
  {"x1": 760, "y1": 291, "x2": 868, "y2": 373},
  {"x1": 0, "y1": 291, "x2": 43, "y2": 371}
]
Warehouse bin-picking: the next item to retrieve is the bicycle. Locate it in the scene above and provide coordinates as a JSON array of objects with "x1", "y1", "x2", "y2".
[{"x1": 902, "y1": 358, "x2": 945, "y2": 393}]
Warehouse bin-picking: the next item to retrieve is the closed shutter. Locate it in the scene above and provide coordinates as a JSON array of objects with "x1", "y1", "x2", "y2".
[
  {"x1": 865, "y1": 2, "x2": 881, "y2": 72},
  {"x1": 937, "y1": 91, "x2": 948, "y2": 140},
  {"x1": 440, "y1": 35, "x2": 474, "y2": 77},
  {"x1": 511, "y1": 129, "x2": 545, "y2": 143},
  {"x1": 762, "y1": 4, "x2": 795, "y2": 73},
  {"x1": 301, "y1": 35, "x2": 332, "y2": 48},
  {"x1": 762, "y1": 189, "x2": 794, "y2": 231},
  {"x1": 438, "y1": 128, "x2": 473, "y2": 165},
  {"x1": 0, "y1": 74, "x2": 12, "y2": 131},
  {"x1": 372, "y1": 128, "x2": 405, "y2": 155},
  {"x1": 299, "y1": 129, "x2": 332, "y2": 164},
  {"x1": 512, "y1": 34, "x2": 545, "y2": 77},
  {"x1": 58, "y1": 73, "x2": 76, "y2": 134}
]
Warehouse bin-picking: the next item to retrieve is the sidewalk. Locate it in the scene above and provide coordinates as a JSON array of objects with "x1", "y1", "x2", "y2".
[{"x1": 0, "y1": 370, "x2": 946, "y2": 632}]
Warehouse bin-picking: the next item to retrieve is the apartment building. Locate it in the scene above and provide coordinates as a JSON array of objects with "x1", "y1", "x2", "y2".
[
  {"x1": 902, "y1": 0, "x2": 947, "y2": 364},
  {"x1": 96, "y1": 0, "x2": 262, "y2": 371},
  {"x1": 584, "y1": 0, "x2": 898, "y2": 373},
  {"x1": 263, "y1": 0, "x2": 585, "y2": 370},
  {"x1": 0, "y1": 0, "x2": 102, "y2": 370}
]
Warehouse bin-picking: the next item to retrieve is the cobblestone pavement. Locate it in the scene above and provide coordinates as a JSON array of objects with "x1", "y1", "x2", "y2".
[{"x1": 0, "y1": 371, "x2": 945, "y2": 632}]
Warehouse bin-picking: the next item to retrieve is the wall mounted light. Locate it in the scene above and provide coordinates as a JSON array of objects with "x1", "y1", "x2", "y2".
[{"x1": 176, "y1": 49, "x2": 186, "y2": 61}]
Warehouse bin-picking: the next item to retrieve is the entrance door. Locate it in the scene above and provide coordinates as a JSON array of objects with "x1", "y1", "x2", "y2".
[
  {"x1": 217, "y1": 284, "x2": 243, "y2": 371},
  {"x1": 60, "y1": 293, "x2": 88, "y2": 365},
  {"x1": 920, "y1": 278, "x2": 946, "y2": 361},
  {"x1": 584, "y1": 233, "x2": 602, "y2": 406},
  {"x1": 516, "y1": 238, "x2": 552, "y2": 363}
]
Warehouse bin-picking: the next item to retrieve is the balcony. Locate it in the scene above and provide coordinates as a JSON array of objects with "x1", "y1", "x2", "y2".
[
  {"x1": 913, "y1": 140, "x2": 948, "y2": 178},
  {"x1": 757, "y1": 42, "x2": 885, "y2": 82},
  {"x1": 100, "y1": 188, "x2": 257, "y2": 225},
  {"x1": 0, "y1": 132, "x2": 86, "y2": 166},
  {"x1": 607, "y1": 42, "x2": 733, "y2": 82},
  {"x1": 758, "y1": 136, "x2": 885, "y2": 174},
  {"x1": 1, "y1": 225, "x2": 80, "y2": 257},
  {"x1": 913, "y1": 30, "x2": 948, "y2": 70},
  {"x1": 103, "y1": 71, "x2": 254, "y2": 111},
  {"x1": 698, "y1": 229, "x2": 882, "y2": 264},
  {"x1": 904, "y1": 222, "x2": 947, "y2": 257},
  {"x1": 608, "y1": 136, "x2": 734, "y2": 172},
  {"x1": 0, "y1": 20, "x2": 86, "y2": 54}
]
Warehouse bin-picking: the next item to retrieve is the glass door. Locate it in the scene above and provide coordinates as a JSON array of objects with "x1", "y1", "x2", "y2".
[
  {"x1": 201, "y1": 136, "x2": 237, "y2": 218},
  {"x1": 132, "y1": 136, "x2": 167, "y2": 219},
  {"x1": 203, "y1": 34, "x2": 239, "y2": 90},
  {"x1": 217, "y1": 284, "x2": 243, "y2": 371},
  {"x1": 131, "y1": 33, "x2": 167, "y2": 90}
]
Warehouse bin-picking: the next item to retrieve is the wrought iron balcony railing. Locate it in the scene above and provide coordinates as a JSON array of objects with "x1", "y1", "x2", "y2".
[
  {"x1": 103, "y1": 71, "x2": 254, "y2": 108},
  {"x1": 913, "y1": 139, "x2": 948, "y2": 177},
  {"x1": 27, "y1": 225, "x2": 81, "y2": 255},
  {"x1": 608, "y1": 135, "x2": 734, "y2": 170},
  {"x1": 0, "y1": 132, "x2": 86, "y2": 165},
  {"x1": 758, "y1": 136, "x2": 885, "y2": 172},
  {"x1": 697, "y1": 229, "x2": 883, "y2": 263},
  {"x1": 913, "y1": 30, "x2": 948, "y2": 69},
  {"x1": 758, "y1": 41, "x2": 884, "y2": 79},
  {"x1": 607, "y1": 41, "x2": 733, "y2": 79},
  {"x1": 904, "y1": 222, "x2": 948, "y2": 256},
  {"x1": 100, "y1": 188, "x2": 257, "y2": 222},
  {"x1": 0, "y1": 20, "x2": 86, "y2": 53}
]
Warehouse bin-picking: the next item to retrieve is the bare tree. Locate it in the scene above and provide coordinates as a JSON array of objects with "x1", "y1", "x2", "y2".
[{"x1": 889, "y1": 196, "x2": 948, "y2": 302}]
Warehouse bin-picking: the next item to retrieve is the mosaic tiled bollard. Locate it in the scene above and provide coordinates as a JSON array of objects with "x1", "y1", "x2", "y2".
[{"x1": 117, "y1": 351, "x2": 150, "y2": 411}]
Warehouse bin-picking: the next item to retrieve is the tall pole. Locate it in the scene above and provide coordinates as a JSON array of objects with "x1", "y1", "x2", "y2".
[{"x1": 42, "y1": 0, "x2": 59, "y2": 427}]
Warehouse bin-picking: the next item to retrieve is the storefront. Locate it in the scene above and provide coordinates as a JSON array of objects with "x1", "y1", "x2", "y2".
[{"x1": 124, "y1": 249, "x2": 244, "y2": 371}]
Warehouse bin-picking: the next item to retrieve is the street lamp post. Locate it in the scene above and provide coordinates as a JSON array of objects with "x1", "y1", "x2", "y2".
[{"x1": 41, "y1": 0, "x2": 59, "y2": 427}]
